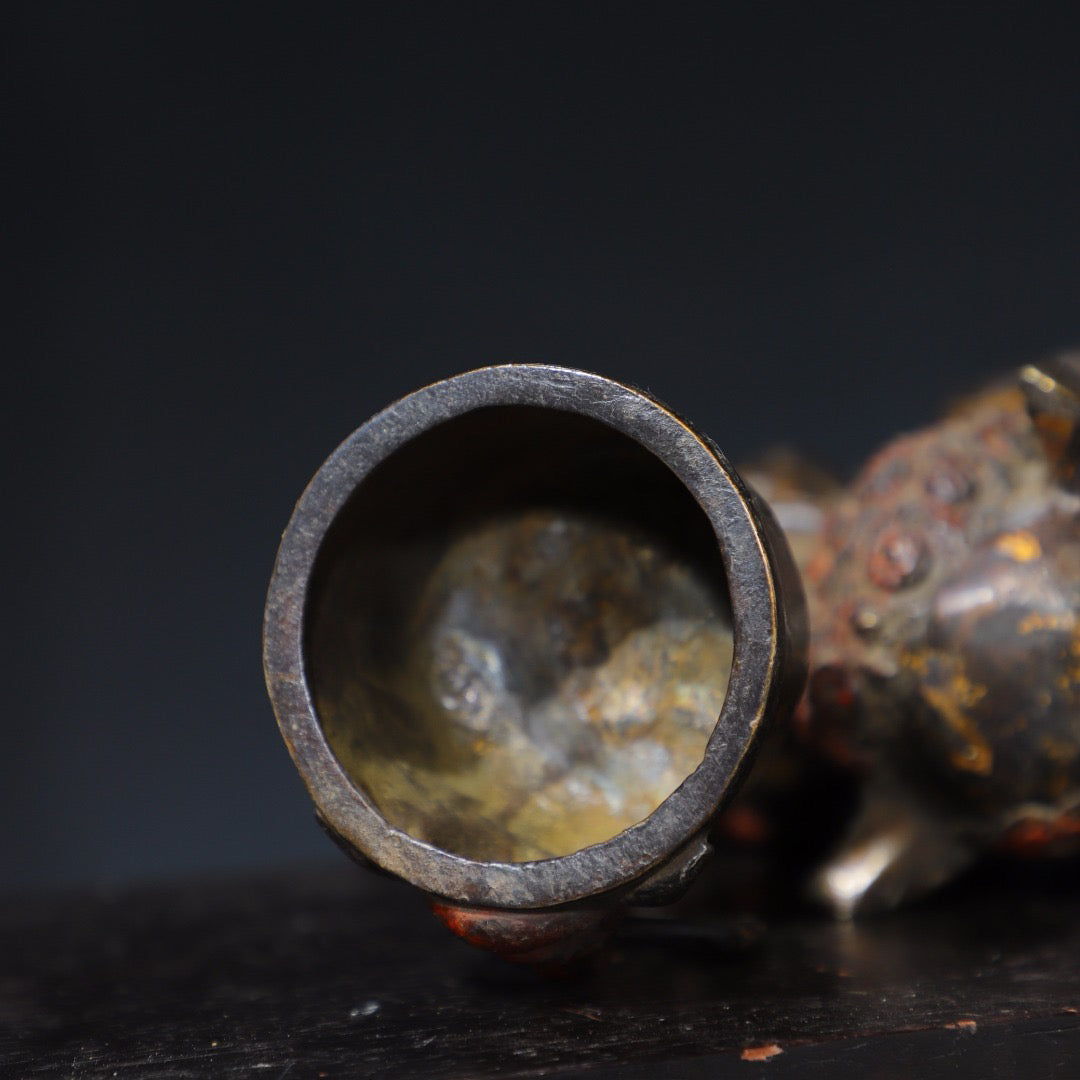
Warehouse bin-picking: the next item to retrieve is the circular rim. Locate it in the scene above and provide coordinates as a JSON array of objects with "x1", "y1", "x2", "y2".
[{"x1": 263, "y1": 364, "x2": 782, "y2": 909}]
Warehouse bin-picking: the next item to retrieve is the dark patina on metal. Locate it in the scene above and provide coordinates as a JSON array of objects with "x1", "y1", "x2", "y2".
[
  {"x1": 728, "y1": 353, "x2": 1080, "y2": 918},
  {"x1": 264, "y1": 365, "x2": 807, "y2": 963}
]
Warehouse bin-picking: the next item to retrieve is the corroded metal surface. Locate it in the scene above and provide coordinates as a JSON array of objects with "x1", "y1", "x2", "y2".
[
  {"x1": 264, "y1": 364, "x2": 806, "y2": 961},
  {"x1": 740, "y1": 355, "x2": 1080, "y2": 917}
]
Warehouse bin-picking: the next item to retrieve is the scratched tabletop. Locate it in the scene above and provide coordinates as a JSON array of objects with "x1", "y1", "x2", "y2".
[{"x1": 1, "y1": 859, "x2": 1078, "y2": 1078}]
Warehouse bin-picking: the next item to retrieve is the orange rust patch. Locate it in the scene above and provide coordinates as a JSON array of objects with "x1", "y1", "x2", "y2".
[
  {"x1": 805, "y1": 549, "x2": 834, "y2": 587},
  {"x1": 997, "y1": 815, "x2": 1080, "y2": 856},
  {"x1": 901, "y1": 648, "x2": 930, "y2": 677},
  {"x1": 919, "y1": 678, "x2": 993, "y2": 775},
  {"x1": 994, "y1": 530, "x2": 1042, "y2": 562},
  {"x1": 741, "y1": 1044, "x2": 783, "y2": 1061},
  {"x1": 949, "y1": 672, "x2": 988, "y2": 709},
  {"x1": 720, "y1": 805, "x2": 773, "y2": 846}
]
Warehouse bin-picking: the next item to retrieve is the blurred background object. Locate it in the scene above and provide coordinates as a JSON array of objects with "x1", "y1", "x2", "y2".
[
  {"x1": 727, "y1": 356, "x2": 1080, "y2": 919},
  {"x1": 6, "y1": 3, "x2": 1079, "y2": 888}
]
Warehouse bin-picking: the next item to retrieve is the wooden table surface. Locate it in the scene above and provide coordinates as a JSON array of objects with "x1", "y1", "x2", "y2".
[{"x1": 2, "y1": 859, "x2": 1078, "y2": 1078}]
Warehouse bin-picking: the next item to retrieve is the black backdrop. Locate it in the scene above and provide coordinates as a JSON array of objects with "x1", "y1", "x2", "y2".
[{"x1": 7, "y1": 3, "x2": 1078, "y2": 887}]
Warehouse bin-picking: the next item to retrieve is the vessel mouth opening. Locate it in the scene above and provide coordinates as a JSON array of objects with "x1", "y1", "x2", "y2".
[{"x1": 304, "y1": 404, "x2": 733, "y2": 863}]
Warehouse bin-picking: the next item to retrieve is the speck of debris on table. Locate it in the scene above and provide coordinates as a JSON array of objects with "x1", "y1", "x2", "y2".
[
  {"x1": 944, "y1": 1019, "x2": 977, "y2": 1032},
  {"x1": 741, "y1": 1043, "x2": 783, "y2": 1061}
]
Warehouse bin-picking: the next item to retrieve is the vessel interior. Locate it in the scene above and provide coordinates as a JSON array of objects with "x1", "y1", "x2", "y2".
[{"x1": 305, "y1": 405, "x2": 733, "y2": 862}]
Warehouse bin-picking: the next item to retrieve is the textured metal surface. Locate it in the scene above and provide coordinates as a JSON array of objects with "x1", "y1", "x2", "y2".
[
  {"x1": 739, "y1": 355, "x2": 1080, "y2": 917},
  {"x1": 264, "y1": 365, "x2": 806, "y2": 956}
]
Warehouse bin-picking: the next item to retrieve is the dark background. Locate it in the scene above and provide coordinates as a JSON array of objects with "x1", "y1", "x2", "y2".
[{"x1": 6, "y1": 3, "x2": 1078, "y2": 888}]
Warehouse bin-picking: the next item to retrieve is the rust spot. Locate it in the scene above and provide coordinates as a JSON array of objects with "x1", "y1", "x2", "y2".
[
  {"x1": 803, "y1": 664, "x2": 868, "y2": 768},
  {"x1": 741, "y1": 1044, "x2": 783, "y2": 1061},
  {"x1": 997, "y1": 815, "x2": 1080, "y2": 856},
  {"x1": 812, "y1": 664, "x2": 856, "y2": 710},
  {"x1": 430, "y1": 902, "x2": 613, "y2": 966},
  {"x1": 994, "y1": 530, "x2": 1042, "y2": 562},
  {"x1": 950, "y1": 672, "x2": 988, "y2": 709},
  {"x1": 720, "y1": 805, "x2": 773, "y2": 846},
  {"x1": 804, "y1": 548, "x2": 834, "y2": 587},
  {"x1": 902, "y1": 649, "x2": 930, "y2": 677},
  {"x1": 920, "y1": 678, "x2": 993, "y2": 776}
]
